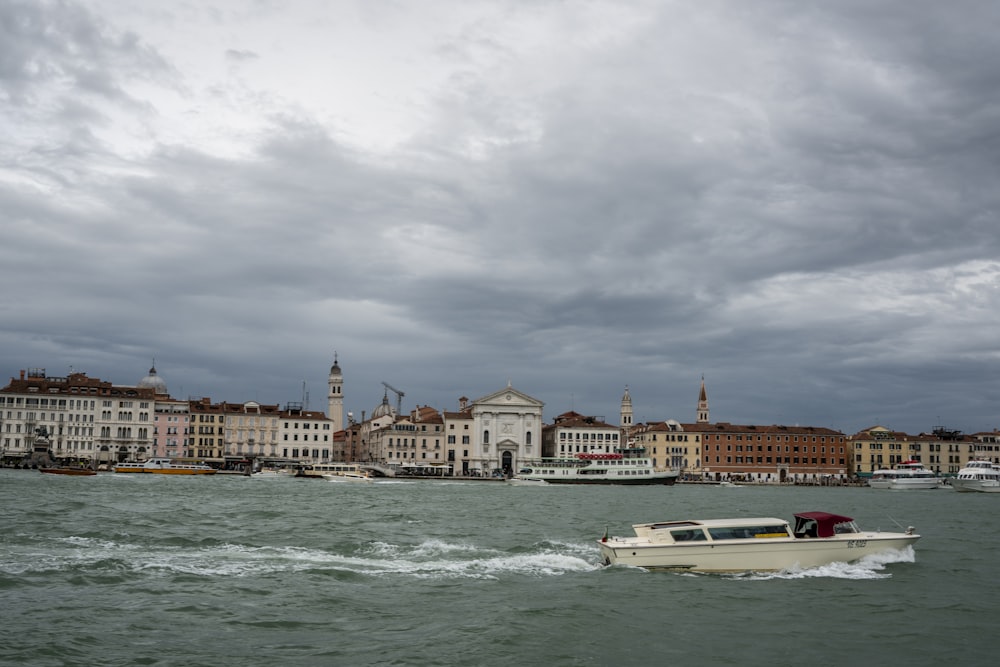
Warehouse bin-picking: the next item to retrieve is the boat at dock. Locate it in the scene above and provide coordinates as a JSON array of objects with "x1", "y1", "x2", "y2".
[
  {"x1": 114, "y1": 458, "x2": 217, "y2": 475},
  {"x1": 951, "y1": 460, "x2": 1000, "y2": 493},
  {"x1": 296, "y1": 462, "x2": 373, "y2": 480},
  {"x1": 39, "y1": 467, "x2": 97, "y2": 476},
  {"x1": 511, "y1": 448, "x2": 678, "y2": 486},
  {"x1": 323, "y1": 470, "x2": 375, "y2": 483},
  {"x1": 868, "y1": 460, "x2": 943, "y2": 490},
  {"x1": 598, "y1": 511, "x2": 919, "y2": 572}
]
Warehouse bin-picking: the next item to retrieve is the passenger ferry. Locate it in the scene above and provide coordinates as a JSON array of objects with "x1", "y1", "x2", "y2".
[
  {"x1": 868, "y1": 460, "x2": 943, "y2": 490},
  {"x1": 598, "y1": 511, "x2": 920, "y2": 572},
  {"x1": 511, "y1": 448, "x2": 678, "y2": 486},
  {"x1": 114, "y1": 458, "x2": 217, "y2": 475}
]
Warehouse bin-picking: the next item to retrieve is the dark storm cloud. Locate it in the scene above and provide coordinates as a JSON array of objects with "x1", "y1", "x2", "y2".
[{"x1": 2, "y1": 0, "x2": 999, "y2": 434}]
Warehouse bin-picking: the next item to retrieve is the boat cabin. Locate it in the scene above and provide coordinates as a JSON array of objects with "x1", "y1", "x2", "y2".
[
  {"x1": 792, "y1": 512, "x2": 859, "y2": 538},
  {"x1": 633, "y1": 518, "x2": 793, "y2": 544}
]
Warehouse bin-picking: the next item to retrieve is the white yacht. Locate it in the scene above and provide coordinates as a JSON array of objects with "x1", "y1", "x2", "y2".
[
  {"x1": 868, "y1": 460, "x2": 943, "y2": 490},
  {"x1": 598, "y1": 511, "x2": 919, "y2": 572},
  {"x1": 951, "y1": 460, "x2": 1000, "y2": 493}
]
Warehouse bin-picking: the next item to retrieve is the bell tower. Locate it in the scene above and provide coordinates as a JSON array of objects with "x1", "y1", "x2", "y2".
[
  {"x1": 620, "y1": 386, "x2": 633, "y2": 442},
  {"x1": 328, "y1": 352, "x2": 344, "y2": 432},
  {"x1": 697, "y1": 376, "x2": 709, "y2": 424}
]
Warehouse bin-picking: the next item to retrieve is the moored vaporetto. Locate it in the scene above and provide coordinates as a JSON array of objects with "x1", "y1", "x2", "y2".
[{"x1": 510, "y1": 448, "x2": 679, "y2": 485}]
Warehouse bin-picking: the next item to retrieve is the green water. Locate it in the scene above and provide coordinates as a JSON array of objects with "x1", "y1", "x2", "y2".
[{"x1": 1, "y1": 470, "x2": 995, "y2": 666}]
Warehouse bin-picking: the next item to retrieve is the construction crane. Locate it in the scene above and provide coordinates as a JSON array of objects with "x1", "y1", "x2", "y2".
[{"x1": 381, "y1": 381, "x2": 405, "y2": 416}]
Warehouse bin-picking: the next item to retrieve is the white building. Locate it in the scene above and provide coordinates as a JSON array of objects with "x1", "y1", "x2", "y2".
[{"x1": 444, "y1": 383, "x2": 544, "y2": 477}]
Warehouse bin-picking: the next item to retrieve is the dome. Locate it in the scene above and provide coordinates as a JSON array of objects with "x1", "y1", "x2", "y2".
[
  {"x1": 371, "y1": 393, "x2": 393, "y2": 419},
  {"x1": 330, "y1": 352, "x2": 342, "y2": 375},
  {"x1": 137, "y1": 365, "x2": 168, "y2": 395}
]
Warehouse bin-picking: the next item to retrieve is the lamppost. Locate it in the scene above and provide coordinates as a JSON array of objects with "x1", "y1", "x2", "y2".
[{"x1": 246, "y1": 436, "x2": 255, "y2": 475}]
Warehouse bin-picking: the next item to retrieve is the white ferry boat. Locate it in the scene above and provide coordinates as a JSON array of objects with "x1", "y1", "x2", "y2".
[
  {"x1": 114, "y1": 458, "x2": 217, "y2": 475},
  {"x1": 511, "y1": 448, "x2": 679, "y2": 486},
  {"x1": 868, "y1": 460, "x2": 943, "y2": 490},
  {"x1": 598, "y1": 511, "x2": 919, "y2": 572},
  {"x1": 951, "y1": 460, "x2": 1000, "y2": 493},
  {"x1": 296, "y1": 462, "x2": 371, "y2": 480}
]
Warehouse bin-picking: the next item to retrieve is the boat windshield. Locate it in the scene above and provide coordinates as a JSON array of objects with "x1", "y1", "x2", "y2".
[{"x1": 833, "y1": 520, "x2": 860, "y2": 534}]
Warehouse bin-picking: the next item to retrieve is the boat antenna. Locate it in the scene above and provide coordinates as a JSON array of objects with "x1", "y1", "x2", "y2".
[{"x1": 885, "y1": 514, "x2": 907, "y2": 531}]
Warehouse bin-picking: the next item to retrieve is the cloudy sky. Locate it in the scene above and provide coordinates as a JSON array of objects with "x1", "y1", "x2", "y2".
[{"x1": 2, "y1": 0, "x2": 999, "y2": 436}]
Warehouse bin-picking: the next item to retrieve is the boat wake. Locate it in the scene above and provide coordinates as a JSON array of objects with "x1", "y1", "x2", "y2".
[
  {"x1": 6, "y1": 535, "x2": 598, "y2": 581},
  {"x1": 733, "y1": 546, "x2": 917, "y2": 581}
]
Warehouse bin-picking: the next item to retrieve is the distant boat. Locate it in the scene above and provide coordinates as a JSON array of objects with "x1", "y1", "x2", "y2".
[
  {"x1": 868, "y1": 460, "x2": 943, "y2": 490},
  {"x1": 951, "y1": 460, "x2": 1000, "y2": 493},
  {"x1": 114, "y1": 458, "x2": 217, "y2": 475},
  {"x1": 296, "y1": 462, "x2": 371, "y2": 480},
  {"x1": 251, "y1": 468, "x2": 292, "y2": 479},
  {"x1": 322, "y1": 470, "x2": 375, "y2": 483},
  {"x1": 510, "y1": 448, "x2": 679, "y2": 486},
  {"x1": 39, "y1": 467, "x2": 97, "y2": 476}
]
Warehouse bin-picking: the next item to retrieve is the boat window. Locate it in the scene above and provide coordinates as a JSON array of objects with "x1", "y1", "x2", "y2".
[
  {"x1": 708, "y1": 525, "x2": 789, "y2": 540},
  {"x1": 670, "y1": 529, "x2": 706, "y2": 542}
]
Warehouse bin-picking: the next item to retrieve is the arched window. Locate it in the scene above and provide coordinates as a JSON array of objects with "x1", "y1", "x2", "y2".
[
  {"x1": 483, "y1": 430, "x2": 490, "y2": 444},
  {"x1": 526, "y1": 431, "x2": 532, "y2": 445}
]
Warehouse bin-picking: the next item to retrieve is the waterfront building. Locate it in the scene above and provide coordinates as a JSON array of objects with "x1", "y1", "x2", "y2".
[
  {"x1": 848, "y1": 425, "x2": 979, "y2": 477},
  {"x1": 969, "y1": 430, "x2": 1000, "y2": 463},
  {"x1": 189, "y1": 398, "x2": 225, "y2": 460},
  {"x1": 442, "y1": 398, "x2": 474, "y2": 475},
  {"x1": 630, "y1": 419, "x2": 699, "y2": 473},
  {"x1": 541, "y1": 411, "x2": 621, "y2": 458},
  {"x1": 442, "y1": 384, "x2": 543, "y2": 477},
  {"x1": 277, "y1": 403, "x2": 333, "y2": 464},
  {"x1": 0, "y1": 368, "x2": 158, "y2": 466},
  {"x1": 690, "y1": 422, "x2": 848, "y2": 483},
  {"x1": 354, "y1": 390, "x2": 399, "y2": 463},
  {"x1": 151, "y1": 397, "x2": 189, "y2": 459},
  {"x1": 223, "y1": 400, "x2": 281, "y2": 462},
  {"x1": 366, "y1": 405, "x2": 447, "y2": 474}
]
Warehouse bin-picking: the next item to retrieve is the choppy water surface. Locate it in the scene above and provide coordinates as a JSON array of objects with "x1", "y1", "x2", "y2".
[{"x1": 2, "y1": 470, "x2": 996, "y2": 666}]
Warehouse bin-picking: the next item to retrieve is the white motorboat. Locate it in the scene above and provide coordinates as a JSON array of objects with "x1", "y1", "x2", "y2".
[
  {"x1": 868, "y1": 460, "x2": 943, "y2": 490},
  {"x1": 322, "y1": 470, "x2": 374, "y2": 483},
  {"x1": 114, "y1": 457, "x2": 217, "y2": 475},
  {"x1": 598, "y1": 511, "x2": 919, "y2": 572},
  {"x1": 511, "y1": 448, "x2": 679, "y2": 486},
  {"x1": 951, "y1": 460, "x2": 1000, "y2": 493},
  {"x1": 507, "y1": 476, "x2": 549, "y2": 486},
  {"x1": 251, "y1": 468, "x2": 292, "y2": 479}
]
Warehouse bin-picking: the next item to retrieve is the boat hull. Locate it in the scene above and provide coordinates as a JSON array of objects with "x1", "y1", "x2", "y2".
[
  {"x1": 525, "y1": 473, "x2": 677, "y2": 486},
  {"x1": 598, "y1": 533, "x2": 919, "y2": 572},
  {"x1": 951, "y1": 479, "x2": 1000, "y2": 493},
  {"x1": 39, "y1": 468, "x2": 97, "y2": 476},
  {"x1": 868, "y1": 479, "x2": 942, "y2": 490}
]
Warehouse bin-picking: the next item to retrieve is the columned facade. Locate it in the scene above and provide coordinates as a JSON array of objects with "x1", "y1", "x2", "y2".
[{"x1": 467, "y1": 383, "x2": 544, "y2": 477}]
